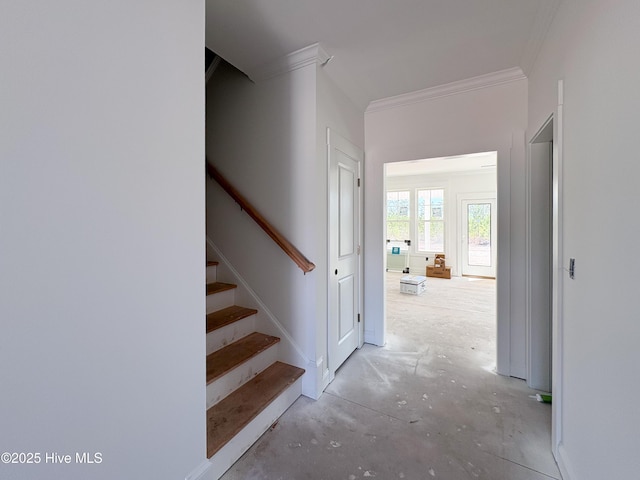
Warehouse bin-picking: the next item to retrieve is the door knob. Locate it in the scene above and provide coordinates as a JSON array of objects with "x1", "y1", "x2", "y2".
[{"x1": 335, "y1": 269, "x2": 338, "y2": 275}]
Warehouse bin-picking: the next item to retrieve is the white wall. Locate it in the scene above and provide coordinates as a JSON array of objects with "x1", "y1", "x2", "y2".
[
  {"x1": 316, "y1": 66, "x2": 365, "y2": 390},
  {"x1": 206, "y1": 61, "x2": 319, "y2": 396},
  {"x1": 528, "y1": 1, "x2": 640, "y2": 478},
  {"x1": 365, "y1": 78, "x2": 528, "y2": 379},
  {"x1": 0, "y1": 2, "x2": 205, "y2": 480},
  {"x1": 206, "y1": 57, "x2": 363, "y2": 398},
  {"x1": 386, "y1": 170, "x2": 497, "y2": 275}
]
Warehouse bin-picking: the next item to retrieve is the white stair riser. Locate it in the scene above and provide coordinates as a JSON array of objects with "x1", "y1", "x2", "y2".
[
  {"x1": 203, "y1": 376, "x2": 303, "y2": 480},
  {"x1": 206, "y1": 315, "x2": 256, "y2": 355},
  {"x1": 206, "y1": 289, "x2": 235, "y2": 313},
  {"x1": 206, "y1": 264, "x2": 218, "y2": 283},
  {"x1": 206, "y1": 345, "x2": 279, "y2": 409}
]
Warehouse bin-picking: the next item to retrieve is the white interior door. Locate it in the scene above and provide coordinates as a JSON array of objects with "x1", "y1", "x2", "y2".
[
  {"x1": 328, "y1": 129, "x2": 363, "y2": 377},
  {"x1": 461, "y1": 198, "x2": 497, "y2": 277}
]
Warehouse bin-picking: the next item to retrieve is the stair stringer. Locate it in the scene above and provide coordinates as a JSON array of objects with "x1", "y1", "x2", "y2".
[{"x1": 206, "y1": 237, "x2": 317, "y2": 397}]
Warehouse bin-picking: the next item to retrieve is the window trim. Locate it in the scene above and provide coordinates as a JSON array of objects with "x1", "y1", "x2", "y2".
[
  {"x1": 386, "y1": 190, "x2": 411, "y2": 243},
  {"x1": 415, "y1": 188, "x2": 445, "y2": 254}
]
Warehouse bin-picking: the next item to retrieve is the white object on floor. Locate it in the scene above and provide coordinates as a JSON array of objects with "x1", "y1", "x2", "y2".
[{"x1": 400, "y1": 275, "x2": 427, "y2": 295}]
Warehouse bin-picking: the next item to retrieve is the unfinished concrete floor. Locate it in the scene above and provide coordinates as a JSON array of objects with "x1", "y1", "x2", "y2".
[{"x1": 221, "y1": 273, "x2": 560, "y2": 480}]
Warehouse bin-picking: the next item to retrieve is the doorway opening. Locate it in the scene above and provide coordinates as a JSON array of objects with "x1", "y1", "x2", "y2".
[
  {"x1": 527, "y1": 117, "x2": 553, "y2": 393},
  {"x1": 528, "y1": 109, "x2": 564, "y2": 458},
  {"x1": 384, "y1": 151, "x2": 498, "y2": 369}
]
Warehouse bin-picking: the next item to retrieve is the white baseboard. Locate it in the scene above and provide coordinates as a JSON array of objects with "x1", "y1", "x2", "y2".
[
  {"x1": 301, "y1": 356, "x2": 326, "y2": 400},
  {"x1": 556, "y1": 442, "x2": 575, "y2": 480},
  {"x1": 185, "y1": 460, "x2": 213, "y2": 480},
  {"x1": 364, "y1": 328, "x2": 384, "y2": 346}
]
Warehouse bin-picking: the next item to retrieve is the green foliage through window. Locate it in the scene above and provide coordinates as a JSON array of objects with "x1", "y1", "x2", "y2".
[
  {"x1": 386, "y1": 188, "x2": 446, "y2": 251},
  {"x1": 417, "y1": 189, "x2": 444, "y2": 251},
  {"x1": 387, "y1": 191, "x2": 410, "y2": 241},
  {"x1": 467, "y1": 204, "x2": 491, "y2": 243}
]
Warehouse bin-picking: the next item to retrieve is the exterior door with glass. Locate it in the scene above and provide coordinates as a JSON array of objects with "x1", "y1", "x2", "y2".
[{"x1": 461, "y1": 198, "x2": 497, "y2": 277}]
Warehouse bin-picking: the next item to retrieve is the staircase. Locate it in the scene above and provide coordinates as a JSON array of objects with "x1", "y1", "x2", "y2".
[{"x1": 205, "y1": 260, "x2": 304, "y2": 478}]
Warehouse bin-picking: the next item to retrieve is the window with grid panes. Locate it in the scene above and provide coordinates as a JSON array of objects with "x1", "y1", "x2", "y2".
[
  {"x1": 386, "y1": 191, "x2": 410, "y2": 241},
  {"x1": 417, "y1": 189, "x2": 444, "y2": 251}
]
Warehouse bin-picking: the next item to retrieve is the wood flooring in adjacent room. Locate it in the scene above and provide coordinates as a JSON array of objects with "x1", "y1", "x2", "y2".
[{"x1": 221, "y1": 272, "x2": 561, "y2": 479}]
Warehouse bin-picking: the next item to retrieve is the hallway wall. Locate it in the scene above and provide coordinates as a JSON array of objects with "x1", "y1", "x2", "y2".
[
  {"x1": 206, "y1": 60, "x2": 320, "y2": 396},
  {"x1": 527, "y1": 0, "x2": 640, "y2": 478},
  {"x1": 0, "y1": 2, "x2": 205, "y2": 479},
  {"x1": 365, "y1": 77, "x2": 528, "y2": 379},
  {"x1": 206, "y1": 53, "x2": 364, "y2": 398}
]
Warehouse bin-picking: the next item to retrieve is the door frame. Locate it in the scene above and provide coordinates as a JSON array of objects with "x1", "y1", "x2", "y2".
[
  {"x1": 458, "y1": 193, "x2": 498, "y2": 278},
  {"x1": 551, "y1": 82, "x2": 564, "y2": 458},
  {"x1": 526, "y1": 79, "x2": 564, "y2": 458},
  {"x1": 526, "y1": 118, "x2": 553, "y2": 393},
  {"x1": 371, "y1": 142, "x2": 516, "y2": 378},
  {"x1": 327, "y1": 128, "x2": 364, "y2": 383}
]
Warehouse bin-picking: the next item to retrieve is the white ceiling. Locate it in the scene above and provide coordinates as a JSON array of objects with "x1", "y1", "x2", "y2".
[
  {"x1": 386, "y1": 152, "x2": 497, "y2": 177},
  {"x1": 206, "y1": 1, "x2": 559, "y2": 109}
]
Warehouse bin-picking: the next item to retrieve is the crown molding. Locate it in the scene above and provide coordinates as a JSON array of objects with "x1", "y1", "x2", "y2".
[
  {"x1": 520, "y1": 0, "x2": 561, "y2": 75},
  {"x1": 366, "y1": 67, "x2": 526, "y2": 114},
  {"x1": 246, "y1": 43, "x2": 330, "y2": 82}
]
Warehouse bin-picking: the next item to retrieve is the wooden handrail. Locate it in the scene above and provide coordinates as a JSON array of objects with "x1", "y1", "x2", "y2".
[{"x1": 207, "y1": 163, "x2": 316, "y2": 274}]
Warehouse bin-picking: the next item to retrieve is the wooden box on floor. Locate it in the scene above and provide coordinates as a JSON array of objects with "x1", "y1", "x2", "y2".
[{"x1": 426, "y1": 265, "x2": 451, "y2": 279}]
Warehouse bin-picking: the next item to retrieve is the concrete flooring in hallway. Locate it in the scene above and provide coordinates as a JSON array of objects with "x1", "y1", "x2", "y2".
[{"x1": 221, "y1": 273, "x2": 560, "y2": 480}]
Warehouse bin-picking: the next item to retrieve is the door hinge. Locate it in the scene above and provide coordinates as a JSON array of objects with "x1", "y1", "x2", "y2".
[
  {"x1": 357, "y1": 313, "x2": 361, "y2": 323},
  {"x1": 357, "y1": 245, "x2": 361, "y2": 255},
  {"x1": 357, "y1": 178, "x2": 361, "y2": 187}
]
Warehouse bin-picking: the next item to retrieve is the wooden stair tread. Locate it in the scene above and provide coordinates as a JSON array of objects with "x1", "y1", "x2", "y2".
[
  {"x1": 206, "y1": 332, "x2": 280, "y2": 384},
  {"x1": 207, "y1": 305, "x2": 258, "y2": 333},
  {"x1": 206, "y1": 282, "x2": 237, "y2": 295},
  {"x1": 207, "y1": 261, "x2": 219, "y2": 267},
  {"x1": 206, "y1": 361, "x2": 304, "y2": 458}
]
